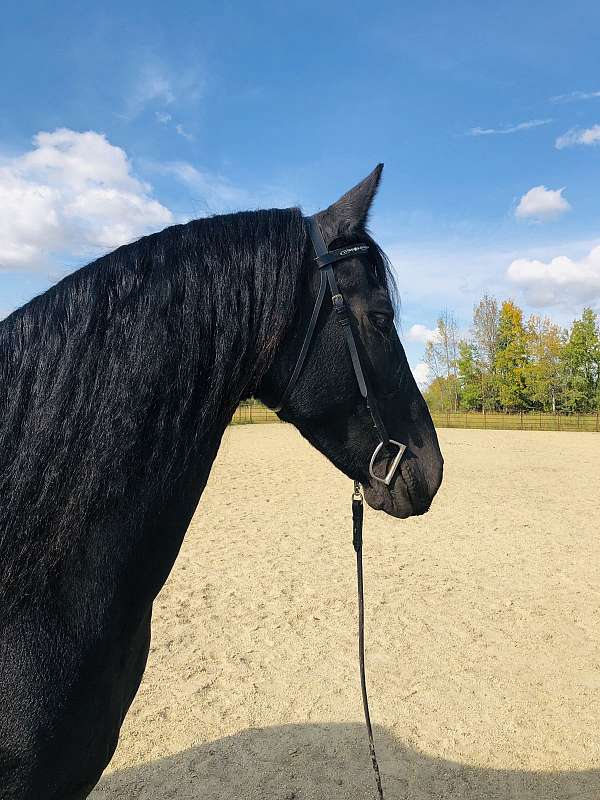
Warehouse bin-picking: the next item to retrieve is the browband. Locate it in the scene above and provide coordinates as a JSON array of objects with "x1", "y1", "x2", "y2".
[{"x1": 315, "y1": 244, "x2": 370, "y2": 268}]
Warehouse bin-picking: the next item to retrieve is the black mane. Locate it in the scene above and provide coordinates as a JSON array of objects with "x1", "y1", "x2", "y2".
[{"x1": 0, "y1": 209, "x2": 307, "y2": 612}]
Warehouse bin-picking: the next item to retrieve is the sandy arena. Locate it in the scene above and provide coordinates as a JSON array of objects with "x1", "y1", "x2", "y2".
[{"x1": 90, "y1": 424, "x2": 599, "y2": 800}]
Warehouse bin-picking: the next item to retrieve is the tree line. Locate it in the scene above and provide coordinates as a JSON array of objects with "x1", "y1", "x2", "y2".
[{"x1": 423, "y1": 297, "x2": 600, "y2": 414}]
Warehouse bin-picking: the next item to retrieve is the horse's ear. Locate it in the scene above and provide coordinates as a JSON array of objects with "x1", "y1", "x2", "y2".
[{"x1": 315, "y1": 163, "x2": 383, "y2": 245}]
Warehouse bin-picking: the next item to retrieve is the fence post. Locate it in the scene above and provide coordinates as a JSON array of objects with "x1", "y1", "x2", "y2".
[
  {"x1": 520, "y1": 410, "x2": 523, "y2": 430},
  {"x1": 597, "y1": 411, "x2": 599, "y2": 433},
  {"x1": 483, "y1": 407, "x2": 487, "y2": 429}
]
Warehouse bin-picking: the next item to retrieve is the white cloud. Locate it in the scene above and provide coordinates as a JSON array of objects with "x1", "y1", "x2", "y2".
[
  {"x1": 507, "y1": 245, "x2": 600, "y2": 308},
  {"x1": 515, "y1": 185, "x2": 571, "y2": 222},
  {"x1": 175, "y1": 123, "x2": 194, "y2": 141},
  {"x1": 555, "y1": 125, "x2": 600, "y2": 149},
  {"x1": 467, "y1": 119, "x2": 552, "y2": 137},
  {"x1": 385, "y1": 234, "x2": 600, "y2": 327},
  {"x1": 156, "y1": 162, "x2": 254, "y2": 213},
  {"x1": 125, "y1": 67, "x2": 176, "y2": 119},
  {"x1": 412, "y1": 362, "x2": 433, "y2": 389},
  {"x1": 407, "y1": 323, "x2": 440, "y2": 344},
  {"x1": 0, "y1": 128, "x2": 173, "y2": 271},
  {"x1": 551, "y1": 90, "x2": 600, "y2": 103},
  {"x1": 121, "y1": 63, "x2": 202, "y2": 122},
  {"x1": 155, "y1": 110, "x2": 194, "y2": 141},
  {"x1": 152, "y1": 161, "x2": 296, "y2": 215}
]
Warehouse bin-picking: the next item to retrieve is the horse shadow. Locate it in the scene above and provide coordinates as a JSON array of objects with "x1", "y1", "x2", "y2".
[{"x1": 91, "y1": 722, "x2": 599, "y2": 799}]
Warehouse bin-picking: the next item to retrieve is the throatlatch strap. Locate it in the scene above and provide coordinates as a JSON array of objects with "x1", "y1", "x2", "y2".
[{"x1": 273, "y1": 267, "x2": 328, "y2": 412}]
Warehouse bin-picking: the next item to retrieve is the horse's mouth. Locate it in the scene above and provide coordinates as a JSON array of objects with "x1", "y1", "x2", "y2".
[{"x1": 363, "y1": 457, "x2": 431, "y2": 519}]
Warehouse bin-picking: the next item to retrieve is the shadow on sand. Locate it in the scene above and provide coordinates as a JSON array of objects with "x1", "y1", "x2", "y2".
[{"x1": 92, "y1": 722, "x2": 599, "y2": 800}]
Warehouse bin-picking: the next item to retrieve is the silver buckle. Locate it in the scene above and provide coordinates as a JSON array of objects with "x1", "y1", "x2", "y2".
[{"x1": 368, "y1": 440, "x2": 406, "y2": 486}]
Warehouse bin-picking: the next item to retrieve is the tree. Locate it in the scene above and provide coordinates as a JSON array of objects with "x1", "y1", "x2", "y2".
[
  {"x1": 560, "y1": 308, "x2": 600, "y2": 412},
  {"x1": 472, "y1": 295, "x2": 499, "y2": 368},
  {"x1": 524, "y1": 315, "x2": 564, "y2": 412},
  {"x1": 494, "y1": 301, "x2": 529, "y2": 410},
  {"x1": 471, "y1": 295, "x2": 499, "y2": 410},
  {"x1": 457, "y1": 341, "x2": 483, "y2": 410},
  {"x1": 424, "y1": 311, "x2": 460, "y2": 411},
  {"x1": 420, "y1": 297, "x2": 599, "y2": 416},
  {"x1": 423, "y1": 377, "x2": 449, "y2": 413}
]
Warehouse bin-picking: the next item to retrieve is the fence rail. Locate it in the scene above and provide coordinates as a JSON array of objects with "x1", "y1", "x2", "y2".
[
  {"x1": 230, "y1": 403, "x2": 600, "y2": 432},
  {"x1": 231, "y1": 403, "x2": 281, "y2": 425},
  {"x1": 430, "y1": 410, "x2": 600, "y2": 432}
]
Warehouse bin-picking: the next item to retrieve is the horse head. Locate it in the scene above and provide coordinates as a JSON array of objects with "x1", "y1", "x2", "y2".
[{"x1": 259, "y1": 165, "x2": 443, "y2": 518}]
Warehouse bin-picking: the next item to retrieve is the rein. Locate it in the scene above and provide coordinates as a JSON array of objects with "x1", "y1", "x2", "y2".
[
  {"x1": 353, "y1": 480, "x2": 385, "y2": 800},
  {"x1": 274, "y1": 215, "x2": 406, "y2": 798}
]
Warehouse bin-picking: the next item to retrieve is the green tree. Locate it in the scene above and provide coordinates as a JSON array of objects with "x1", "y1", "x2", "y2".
[
  {"x1": 457, "y1": 341, "x2": 483, "y2": 409},
  {"x1": 495, "y1": 301, "x2": 529, "y2": 410},
  {"x1": 560, "y1": 308, "x2": 600, "y2": 412},
  {"x1": 423, "y1": 376, "x2": 450, "y2": 413},
  {"x1": 524, "y1": 315, "x2": 564, "y2": 412}
]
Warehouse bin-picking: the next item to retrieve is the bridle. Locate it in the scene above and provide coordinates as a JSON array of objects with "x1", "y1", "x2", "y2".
[
  {"x1": 274, "y1": 215, "x2": 406, "y2": 486},
  {"x1": 274, "y1": 215, "x2": 408, "y2": 799}
]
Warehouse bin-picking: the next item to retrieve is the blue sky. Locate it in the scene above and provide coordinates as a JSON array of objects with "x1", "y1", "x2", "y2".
[{"x1": 1, "y1": 1, "x2": 600, "y2": 382}]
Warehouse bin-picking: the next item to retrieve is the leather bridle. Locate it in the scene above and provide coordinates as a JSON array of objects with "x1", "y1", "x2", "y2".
[
  {"x1": 274, "y1": 214, "x2": 406, "y2": 487},
  {"x1": 273, "y1": 214, "x2": 408, "y2": 799}
]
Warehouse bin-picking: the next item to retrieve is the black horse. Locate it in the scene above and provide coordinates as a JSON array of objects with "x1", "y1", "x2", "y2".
[{"x1": 0, "y1": 165, "x2": 443, "y2": 798}]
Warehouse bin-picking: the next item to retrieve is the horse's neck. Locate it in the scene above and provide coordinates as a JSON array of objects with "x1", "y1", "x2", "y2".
[
  {"x1": 66, "y1": 396, "x2": 231, "y2": 637},
  {"x1": 1, "y1": 261, "x2": 258, "y2": 623},
  {"x1": 81, "y1": 311, "x2": 249, "y2": 619}
]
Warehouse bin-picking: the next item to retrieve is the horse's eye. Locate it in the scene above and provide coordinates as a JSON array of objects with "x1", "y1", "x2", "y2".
[{"x1": 369, "y1": 312, "x2": 393, "y2": 332}]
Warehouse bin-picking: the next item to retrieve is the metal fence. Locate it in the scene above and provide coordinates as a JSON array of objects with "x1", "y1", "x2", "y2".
[
  {"x1": 231, "y1": 403, "x2": 280, "y2": 425},
  {"x1": 430, "y1": 410, "x2": 600, "y2": 432},
  {"x1": 230, "y1": 402, "x2": 600, "y2": 432}
]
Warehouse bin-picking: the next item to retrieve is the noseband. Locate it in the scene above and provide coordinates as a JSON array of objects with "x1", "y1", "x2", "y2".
[{"x1": 274, "y1": 215, "x2": 406, "y2": 486}]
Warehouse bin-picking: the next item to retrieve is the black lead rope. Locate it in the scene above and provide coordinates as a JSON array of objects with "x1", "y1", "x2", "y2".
[
  {"x1": 272, "y1": 214, "x2": 398, "y2": 798},
  {"x1": 352, "y1": 480, "x2": 385, "y2": 800}
]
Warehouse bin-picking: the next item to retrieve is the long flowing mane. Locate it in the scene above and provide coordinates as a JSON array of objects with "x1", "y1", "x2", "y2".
[{"x1": 0, "y1": 209, "x2": 307, "y2": 613}]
